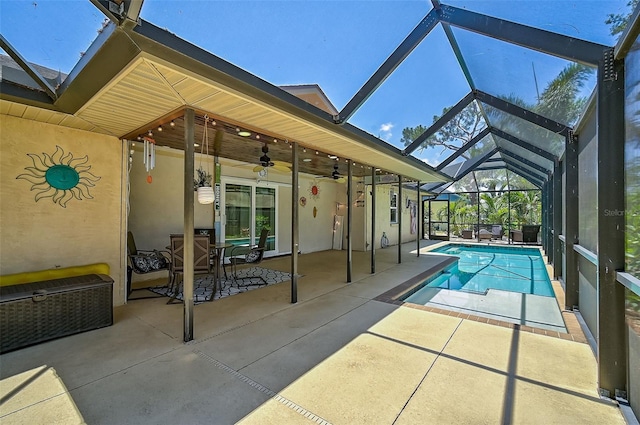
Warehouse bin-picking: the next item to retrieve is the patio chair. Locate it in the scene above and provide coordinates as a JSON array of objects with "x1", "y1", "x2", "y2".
[
  {"x1": 126, "y1": 231, "x2": 170, "y2": 300},
  {"x1": 167, "y1": 234, "x2": 211, "y2": 304},
  {"x1": 522, "y1": 225, "x2": 541, "y2": 243},
  {"x1": 227, "y1": 228, "x2": 269, "y2": 286},
  {"x1": 195, "y1": 228, "x2": 227, "y2": 279},
  {"x1": 510, "y1": 229, "x2": 524, "y2": 243},
  {"x1": 478, "y1": 229, "x2": 492, "y2": 240},
  {"x1": 491, "y1": 225, "x2": 504, "y2": 240}
]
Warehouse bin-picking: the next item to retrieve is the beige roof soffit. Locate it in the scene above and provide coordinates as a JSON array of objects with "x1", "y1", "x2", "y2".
[
  {"x1": 141, "y1": 54, "x2": 445, "y2": 183},
  {"x1": 127, "y1": 24, "x2": 446, "y2": 182},
  {"x1": 55, "y1": 26, "x2": 141, "y2": 114}
]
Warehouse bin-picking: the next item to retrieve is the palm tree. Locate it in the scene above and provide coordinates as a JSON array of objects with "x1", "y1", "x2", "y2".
[
  {"x1": 480, "y1": 193, "x2": 509, "y2": 227},
  {"x1": 508, "y1": 191, "x2": 542, "y2": 226}
]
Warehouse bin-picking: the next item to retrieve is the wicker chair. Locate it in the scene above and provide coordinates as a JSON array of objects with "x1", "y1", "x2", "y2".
[
  {"x1": 126, "y1": 231, "x2": 170, "y2": 300},
  {"x1": 491, "y1": 225, "x2": 504, "y2": 240},
  {"x1": 522, "y1": 225, "x2": 541, "y2": 243},
  {"x1": 478, "y1": 229, "x2": 492, "y2": 240}
]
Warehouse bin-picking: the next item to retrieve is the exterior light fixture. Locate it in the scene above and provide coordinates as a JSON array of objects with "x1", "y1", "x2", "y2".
[
  {"x1": 157, "y1": 125, "x2": 163, "y2": 132},
  {"x1": 169, "y1": 120, "x2": 175, "y2": 127}
]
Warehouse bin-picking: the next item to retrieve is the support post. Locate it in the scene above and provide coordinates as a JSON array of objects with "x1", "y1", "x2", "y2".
[
  {"x1": 398, "y1": 175, "x2": 402, "y2": 264},
  {"x1": 476, "y1": 191, "x2": 481, "y2": 242},
  {"x1": 507, "y1": 187, "x2": 511, "y2": 245},
  {"x1": 183, "y1": 108, "x2": 195, "y2": 343},
  {"x1": 371, "y1": 168, "x2": 376, "y2": 274},
  {"x1": 291, "y1": 142, "x2": 299, "y2": 303},
  {"x1": 542, "y1": 183, "x2": 549, "y2": 253},
  {"x1": 347, "y1": 160, "x2": 353, "y2": 283},
  {"x1": 565, "y1": 132, "x2": 579, "y2": 309},
  {"x1": 596, "y1": 48, "x2": 626, "y2": 396},
  {"x1": 547, "y1": 178, "x2": 554, "y2": 255},
  {"x1": 416, "y1": 182, "x2": 420, "y2": 257},
  {"x1": 553, "y1": 163, "x2": 563, "y2": 278}
]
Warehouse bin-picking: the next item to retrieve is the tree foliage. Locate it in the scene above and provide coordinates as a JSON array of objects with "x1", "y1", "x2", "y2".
[
  {"x1": 401, "y1": 102, "x2": 486, "y2": 159},
  {"x1": 605, "y1": 0, "x2": 639, "y2": 36}
]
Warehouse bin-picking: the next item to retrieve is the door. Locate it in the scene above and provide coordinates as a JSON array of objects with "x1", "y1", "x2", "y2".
[
  {"x1": 224, "y1": 182, "x2": 276, "y2": 252},
  {"x1": 428, "y1": 199, "x2": 450, "y2": 241}
]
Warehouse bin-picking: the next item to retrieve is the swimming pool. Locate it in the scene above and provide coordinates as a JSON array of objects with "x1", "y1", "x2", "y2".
[
  {"x1": 408, "y1": 244, "x2": 554, "y2": 297},
  {"x1": 402, "y1": 243, "x2": 565, "y2": 332}
]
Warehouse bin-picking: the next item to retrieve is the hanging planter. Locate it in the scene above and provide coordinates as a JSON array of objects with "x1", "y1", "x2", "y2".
[
  {"x1": 194, "y1": 116, "x2": 214, "y2": 205},
  {"x1": 197, "y1": 186, "x2": 214, "y2": 204}
]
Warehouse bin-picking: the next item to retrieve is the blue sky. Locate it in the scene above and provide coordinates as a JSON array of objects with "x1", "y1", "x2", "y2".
[{"x1": 0, "y1": 0, "x2": 630, "y2": 162}]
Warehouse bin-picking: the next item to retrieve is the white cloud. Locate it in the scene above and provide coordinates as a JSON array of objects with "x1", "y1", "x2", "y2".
[
  {"x1": 421, "y1": 157, "x2": 438, "y2": 167},
  {"x1": 378, "y1": 122, "x2": 394, "y2": 141},
  {"x1": 379, "y1": 122, "x2": 393, "y2": 132}
]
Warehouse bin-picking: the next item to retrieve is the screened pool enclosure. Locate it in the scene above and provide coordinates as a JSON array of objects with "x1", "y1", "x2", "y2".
[{"x1": 1, "y1": 0, "x2": 639, "y2": 418}]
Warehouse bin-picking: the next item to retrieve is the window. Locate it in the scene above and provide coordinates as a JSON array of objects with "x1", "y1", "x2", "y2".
[{"x1": 390, "y1": 190, "x2": 398, "y2": 223}]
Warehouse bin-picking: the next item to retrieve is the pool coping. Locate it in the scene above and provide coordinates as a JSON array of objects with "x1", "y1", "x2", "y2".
[{"x1": 374, "y1": 244, "x2": 588, "y2": 344}]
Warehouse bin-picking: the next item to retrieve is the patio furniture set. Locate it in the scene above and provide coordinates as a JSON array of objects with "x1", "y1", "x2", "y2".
[
  {"x1": 460, "y1": 225, "x2": 540, "y2": 243},
  {"x1": 127, "y1": 228, "x2": 270, "y2": 303}
]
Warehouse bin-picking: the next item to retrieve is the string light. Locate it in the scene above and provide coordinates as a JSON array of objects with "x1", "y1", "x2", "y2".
[{"x1": 169, "y1": 120, "x2": 175, "y2": 127}]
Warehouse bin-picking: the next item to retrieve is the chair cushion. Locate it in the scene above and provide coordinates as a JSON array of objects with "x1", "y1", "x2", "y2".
[
  {"x1": 132, "y1": 252, "x2": 168, "y2": 273},
  {"x1": 245, "y1": 250, "x2": 261, "y2": 263}
]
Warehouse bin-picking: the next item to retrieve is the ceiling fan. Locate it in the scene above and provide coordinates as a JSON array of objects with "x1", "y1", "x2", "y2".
[
  {"x1": 318, "y1": 163, "x2": 346, "y2": 183},
  {"x1": 253, "y1": 143, "x2": 291, "y2": 174}
]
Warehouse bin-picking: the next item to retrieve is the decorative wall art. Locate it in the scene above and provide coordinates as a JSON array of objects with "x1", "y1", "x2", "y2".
[
  {"x1": 143, "y1": 136, "x2": 156, "y2": 183},
  {"x1": 408, "y1": 200, "x2": 417, "y2": 234},
  {"x1": 309, "y1": 180, "x2": 321, "y2": 200},
  {"x1": 16, "y1": 145, "x2": 101, "y2": 208},
  {"x1": 299, "y1": 196, "x2": 307, "y2": 207}
]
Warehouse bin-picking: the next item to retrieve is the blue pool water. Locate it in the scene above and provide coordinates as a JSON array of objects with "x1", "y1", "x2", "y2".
[{"x1": 408, "y1": 244, "x2": 554, "y2": 298}]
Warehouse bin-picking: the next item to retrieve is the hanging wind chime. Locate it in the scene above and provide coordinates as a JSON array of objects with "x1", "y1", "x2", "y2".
[
  {"x1": 143, "y1": 136, "x2": 155, "y2": 183},
  {"x1": 197, "y1": 115, "x2": 215, "y2": 205}
]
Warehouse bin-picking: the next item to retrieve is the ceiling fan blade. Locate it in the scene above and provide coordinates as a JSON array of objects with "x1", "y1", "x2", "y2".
[
  {"x1": 335, "y1": 177, "x2": 347, "y2": 183},
  {"x1": 253, "y1": 165, "x2": 265, "y2": 172},
  {"x1": 271, "y1": 165, "x2": 291, "y2": 173},
  {"x1": 272, "y1": 160, "x2": 292, "y2": 167}
]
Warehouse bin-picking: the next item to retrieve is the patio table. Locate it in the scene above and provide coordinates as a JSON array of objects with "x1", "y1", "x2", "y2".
[{"x1": 209, "y1": 242, "x2": 232, "y2": 300}]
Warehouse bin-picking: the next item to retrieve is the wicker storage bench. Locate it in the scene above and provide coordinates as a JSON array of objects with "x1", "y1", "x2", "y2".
[{"x1": 0, "y1": 274, "x2": 113, "y2": 353}]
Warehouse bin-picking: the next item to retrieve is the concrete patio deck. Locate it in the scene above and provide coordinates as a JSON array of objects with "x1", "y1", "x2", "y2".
[{"x1": 0, "y1": 242, "x2": 626, "y2": 424}]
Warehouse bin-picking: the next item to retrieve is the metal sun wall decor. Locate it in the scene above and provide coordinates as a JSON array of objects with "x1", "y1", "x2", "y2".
[
  {"x1": 16, "y1": 145, "x2": 101, "y2": 208},
  {"x1": 309, "y1": 180, "x2": 320, "y2": 200}
]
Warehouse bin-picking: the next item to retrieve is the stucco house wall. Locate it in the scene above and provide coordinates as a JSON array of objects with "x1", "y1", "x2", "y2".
[
  {"x1": 366, "y1": 183, "x2": 419, "y2": 250},
  {"x1": 128, "y1": 147, "x2": 344, "y2": 273},
  {"x1": 0, "y1": 114, "x2": 126, "y2": 304}
]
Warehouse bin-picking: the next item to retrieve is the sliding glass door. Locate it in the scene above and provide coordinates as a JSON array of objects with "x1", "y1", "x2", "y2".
[{"x1": 224, "y1": 182, "x2": 276, "y2": 252}]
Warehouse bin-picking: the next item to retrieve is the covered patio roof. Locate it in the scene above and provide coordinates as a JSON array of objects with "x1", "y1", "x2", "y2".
[
  {"x1": 0, "y1": 12, "x2": 448, "y2": 182},
  {"x1": 1, "y1": 1, "x2": 625, "y2": 189}
]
